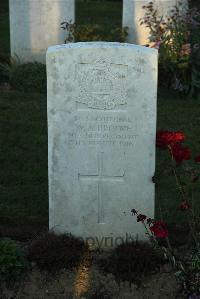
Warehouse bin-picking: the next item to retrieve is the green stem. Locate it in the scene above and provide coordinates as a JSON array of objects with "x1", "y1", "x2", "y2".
[
  {"x1": 187, "y1": 212, "x2": 198, "y2": 247},
  {"x1": 168, "y1": 145, "x2": 186, "y2": 198},
  {"x1": 158, "y1": 202, "x2": 173, "y2": 252},
  {"x1": 143, "y1": 221, "x2": 153, "y2": 240}
]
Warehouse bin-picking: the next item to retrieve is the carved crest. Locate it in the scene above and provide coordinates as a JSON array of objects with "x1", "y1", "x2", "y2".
[{"x1": 76, "y1": 59, "x2": 127, "y2": 110}]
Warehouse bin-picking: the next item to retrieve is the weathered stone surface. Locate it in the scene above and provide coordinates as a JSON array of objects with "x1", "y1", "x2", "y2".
[
  {"x1": 9, "y1": 0, "x2": 74, "y2": 63},
  {"x1": 123, "y1": 0, "x2": 188, "y2": 45},
  {"x1": 47, "y1": 42, "x2": 158, "y2": 247}
]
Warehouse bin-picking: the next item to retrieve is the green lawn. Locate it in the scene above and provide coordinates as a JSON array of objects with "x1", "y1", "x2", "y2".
[
  {"x1": 1, "y1": 89, "x2": 200, "y2": 228},
  {"x1": 0, "y1": 91, "x2": 48, "y2": 223},
  {"x1": 0, "y1": 0, "x2": 9, "y2": 56},
  {"x1": 76, "y1": 0, "x2": 122, "y2": 26},
  {"x1": 156, "y1": 89, "x2": 200, "y2": 223}
]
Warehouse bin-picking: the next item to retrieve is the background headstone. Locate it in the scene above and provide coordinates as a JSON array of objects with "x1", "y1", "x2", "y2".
[
  {"x1": 47, "y1": 42, "x2": 158, "y2": 248},
  {"x1": 9, "y1": 0, "x2": 75, "y2": 63},
  {"x1": 123, "y1": 0, "x2": 188, "y2": 45}
]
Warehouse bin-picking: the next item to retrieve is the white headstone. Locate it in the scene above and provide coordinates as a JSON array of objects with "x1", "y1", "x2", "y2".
[
  {"x1": 9, "y1": 0, "x2": 75, "y2": 63},
  {"x1": 123, "y1": 0, "x2": 188, "y2": 45},
  {"x1": 47, "y1": 42, "x2": 158, "y2": 248}
]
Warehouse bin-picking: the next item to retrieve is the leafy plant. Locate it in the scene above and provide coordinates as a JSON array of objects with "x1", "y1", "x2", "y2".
[
  {"x1": 0, "y1": 55, "x2": 20, "y2": 85},
  {"x1": 61, "y1": 21, "x2": 128, "y2": 43},
  {"x1": 141, "y1": 2, "x2": 200, "y2": 97},
  {"x1": 9, "y1": 62, "x2": 46, "y2": 93},
  {"x1": 27, "y1": 231, "x2": 88, "y2": 272},
  {"x1": 133, "y1": 130, "x2": 200, "y2": 297},
  {"x1": 0, "y1": 237, "x2": 27, "y2": 282}
]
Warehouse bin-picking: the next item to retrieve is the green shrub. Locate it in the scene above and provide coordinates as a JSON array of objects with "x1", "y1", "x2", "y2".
[
  {"x1": 74, "y1": 24, "x2": 128, "y2": 42},
  {"x1": 177, "y1": 247, "x2": 200, "y2": 297},
  {"x1": 9, "y1": 62, "x2": 46, "y2": 93},
  {"x1": 97, "y1": 241, "x2": 165, "y2": 285},
  {"x1": 0, "y1": 52, "x2": 12, "y2": 84},
  {"x1": 0, "y1": 238, "x2": 27, "y2": 282},
  {"x1": 141, "y1": 2, "x2": 200, "y2": 97},
  {"x1": 27, "y1": 231, "x2": 88, "y2": 272},
  {"x1": 61, "y1": 21, "x2": 128, "y2": 43}
]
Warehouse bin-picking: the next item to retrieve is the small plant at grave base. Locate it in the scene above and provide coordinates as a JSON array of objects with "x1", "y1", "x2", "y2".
[
  {"x1": 9, "y1": 62, "x2": 47, "y2": 93},
  {"x1": 140, "y1": 2, "x2": 200, "y2": 97},
  {"x1": 132, "y1": 130, "x2": 200, "y2": 298},
  {"x1": 26, "y1": 231, "x2": 88, "y2": 272},
  {"x1": 0, "y1": 238, "x2": 28, "y2": 283},
  {"x1": 0, "y1": 55, "x2": 20, "y2": 86},
  {"x1": 97, "y1": 241, "x2": 165, "y2": 285},
  {"x1": 60, "y1": 20, "x2": 128, "y2": 43}
]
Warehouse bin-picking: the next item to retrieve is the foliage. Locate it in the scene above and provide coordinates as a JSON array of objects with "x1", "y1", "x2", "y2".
[
  {"x1": 0, "y1": 59, "x2": 46, "y2": 93},
  {"x1": 134, "y1": 130, "x2": 200, "y2": 298},
  {"x1": 8, "y1": 62, "x2": 46, "y2": 93},
  {"x1": 26, "y1": 231, "x2": 88, "y2": 272},
  {"x1": 97, "y1": 241, "x2": 165, "y2": 285},
  {"x1": 61, "y1": 21, "x2": 128, "y2": 43},
  {"x1": 175, "y1": 247, "x2": 200, "y2": 298},
  {"x1": 158, "y1": 130, "x2": 200, "y2": 299},
  {"x1": 0, "y1": 55, "x2": 20, "y2": 85},
  {"x1": 0, "y1": 238, "x2": 27, "y2": 283},
  {"x1": 141, "y1": 2, "x2": 200, "y2": 97}
]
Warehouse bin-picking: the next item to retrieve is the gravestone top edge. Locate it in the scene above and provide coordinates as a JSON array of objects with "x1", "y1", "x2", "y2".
[{"x1": 47, "y1": 42, "x2": 158, "y2": 55}]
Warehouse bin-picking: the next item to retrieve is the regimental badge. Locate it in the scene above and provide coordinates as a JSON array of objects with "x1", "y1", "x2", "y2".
[{"x1": 76, "y1": 58, "x2": 128, "y2": 110}]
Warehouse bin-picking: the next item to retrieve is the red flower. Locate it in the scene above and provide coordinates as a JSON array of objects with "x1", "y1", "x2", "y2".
[
  {"x1": 180, "y1": 200, "x2": 190, "y2": 211},
  {"x1": 170, "y1": 143, "x2": 191, "y2": 164},
  {"x1": 156, "y1": 130, "x2": 185, "y2": 149},
  {"x1": 195, "y1": 154, "x2": 200, "y2": 163},
  {"x1": 137, "y1": 214, "x2": 147, "y2": 222},
  {"x1": 150, "y1": 221, "x2": 168, "y2": 238}
]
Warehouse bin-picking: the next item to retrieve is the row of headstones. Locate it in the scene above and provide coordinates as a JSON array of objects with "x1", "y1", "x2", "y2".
[{"x1": 10, "y1": 0, "x2": 188, "y2": 63}]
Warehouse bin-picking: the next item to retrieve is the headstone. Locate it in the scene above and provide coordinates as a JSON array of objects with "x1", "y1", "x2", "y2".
[
  {"x1": 47, "y1": 42, "x2": 158, "y2": 248},
  {"x1": 123, "y1": 0, "x2": 188, "y2": 45},
  {"x1": 9, "y1": 0, "x2": 75, "y2": 63}
]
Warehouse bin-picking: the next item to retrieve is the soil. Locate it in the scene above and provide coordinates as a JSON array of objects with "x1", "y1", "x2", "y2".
[
  {"x1": 0, "y1": 220, "x2": 186, "y2": 298},
  {"x1": 0, "y1": 259, "x2": 181, "y2": 299}
]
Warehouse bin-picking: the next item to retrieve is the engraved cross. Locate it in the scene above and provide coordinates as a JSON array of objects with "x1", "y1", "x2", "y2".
[{"x1": 78, "y1": 152, "x2": 125, "y2": 224}]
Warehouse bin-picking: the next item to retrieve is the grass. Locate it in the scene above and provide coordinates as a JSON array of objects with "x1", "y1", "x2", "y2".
[
  {"x1": 0, "y1": 89, "x2": 200, "y2": 227},
  {"x1": 156, "y1": 89, "x2": 200, "y2": 223},
  {"x1": 76, "y1": 0, "x2": 122, "y2": 26},
  {"x1": 0, "y1": 91, "x2": 48, "y2": 222},
  {"x1": 0, "y1": 0, "x2": 9, "y2": 56}
]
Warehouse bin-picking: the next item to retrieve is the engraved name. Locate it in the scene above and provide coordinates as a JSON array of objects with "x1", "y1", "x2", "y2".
[{"x1": 67, "y1": 114, "x2": 138, "y2": 148}]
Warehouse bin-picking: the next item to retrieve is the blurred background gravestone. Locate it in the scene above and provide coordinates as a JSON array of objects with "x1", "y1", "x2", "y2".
[
  {"x1": 123, "y1": 0, "x2": 188, "y2": 44},
  {"x1": 9, "y1": 0, "x2": 75, "y2": 63}
]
